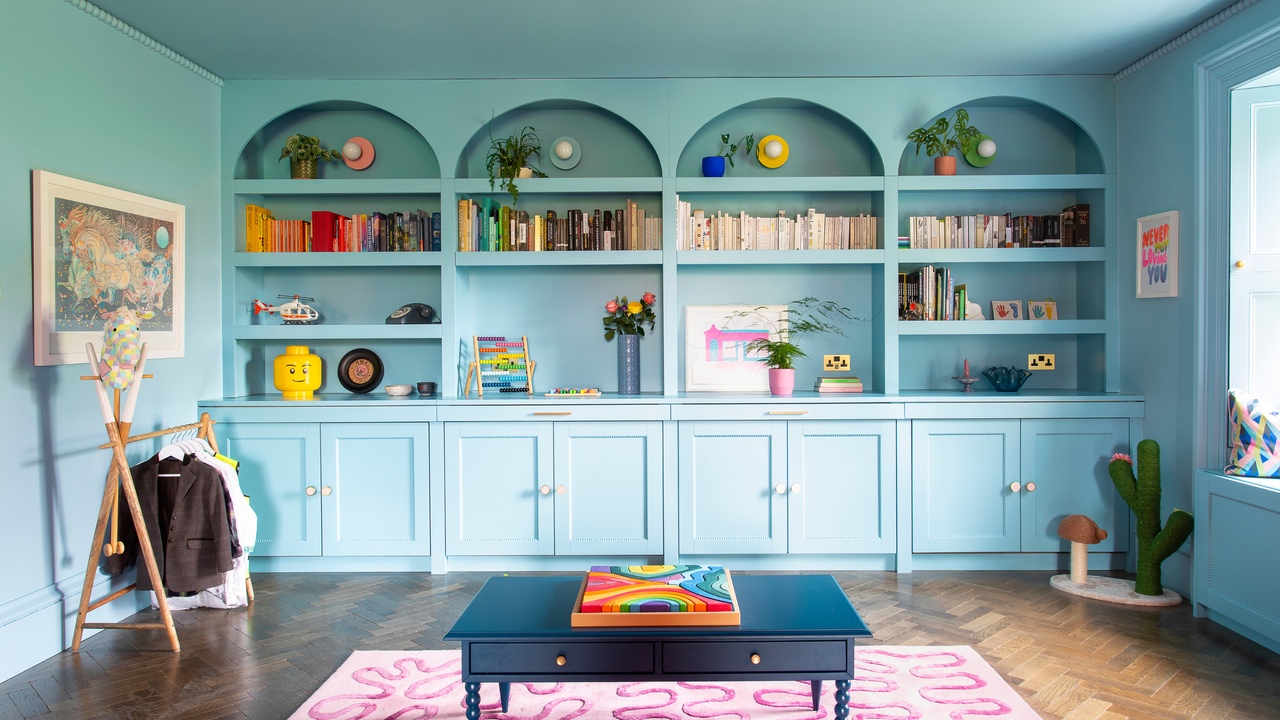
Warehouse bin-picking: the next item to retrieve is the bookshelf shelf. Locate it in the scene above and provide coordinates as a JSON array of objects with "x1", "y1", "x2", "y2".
[
  {"x1": 454, "y1": 251, "x2": 663, "y2": 267},
  {"x1": 675, "y1": 177, "x2": 886, "y2": 193},
  {"x1": 897, "y1": 248, "x2": 1105, "y2": 263},
  {"x1": 896, "y1": 320, "x2": 1106, "y2": 336},
  {"x1": 233, "y1": 179, "x2": 443, "y2": 196},
  {"x1": 232, "y1": 252, "x2": 443, "y2": 267},
  {"x1": 677, "y1": 250, "x2": 885, "y2": 265},
  {"x1": 453, "y1": 177, "x2": 663, "y2": 195},
  {"x1": 896, "y1": 174, "x2": 1106, "y2": 192},
  {"x1": 233, "y1": 324, "x2": 443, "y2": 340}
]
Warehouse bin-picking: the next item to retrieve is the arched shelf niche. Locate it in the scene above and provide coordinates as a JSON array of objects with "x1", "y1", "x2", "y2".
[
  {"x1": 455, "y1": 100, "x2": 661, "y2": 178},
  {"x1": 897, "y1": 96, "x2": 1104, "y2": 176},
  {"x1": 234, "y1": 100, "x2": 441, "y2": 180},
  {"x1": 677, "y1": 98, "x2": 883, "y2": 178}
]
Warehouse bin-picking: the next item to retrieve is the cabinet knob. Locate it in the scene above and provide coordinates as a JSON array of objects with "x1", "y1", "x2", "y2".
[
  {"x1": 1236, "y1": 260, "x2": 1247, "y2": 269},
  {"x1": 1025, "y1": 482, "x2": 1036, "y2": 492},
  {"x1": 556, "y1": 485, "x2": 566, "y2": 495},
  {"x1": 750, "y1": 653, "x2": 761, "y2": 665},
  {"x1": 775, "y1": 484, "x2": 786, "y2": 495},
  {"x1": 540, "y1": 485, "x2": 551, "y2": 495},
  {"x1": 791, "y1": 484, "x2": 801, "y2": 494},
  {"x1": 306, "y1": 486, "x2": 317, "y2": 496},
  {"x1": 1009, "y1": 482, "x2": 1021, "y2": 493},
  {"x1": 321, "y1": 486, "x2": 333, "y2": 496},
  {"x1": 556, "y1": 655, "x2": 567, "y2": 666}
]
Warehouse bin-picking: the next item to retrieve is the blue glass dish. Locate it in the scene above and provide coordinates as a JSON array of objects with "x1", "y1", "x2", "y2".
[{"x1": 982, "y1": 366, "x2": 1033, "y2": 392}]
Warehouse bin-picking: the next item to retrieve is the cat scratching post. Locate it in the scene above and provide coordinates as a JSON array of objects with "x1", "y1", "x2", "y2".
[{"x1": 1049, "y1": 513, "x2": 1181, "y2": 606}]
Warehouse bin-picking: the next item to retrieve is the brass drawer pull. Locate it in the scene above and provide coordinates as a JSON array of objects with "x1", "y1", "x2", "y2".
[
  {"x1": 306, "y1": 486, "x2": 317, "y2": 496},
  {"x1": 768, "y1": 411, "x2": 808, "y2": 415},
  {"x1": 557, "y1": 485, "x2": 567, "y2": 495},
  {"x1": 534, "y1": 412, "x2": 572, "y2": 416},
  {"x1": 556, "y1": 655, "x2": 567, "y2": 666},
  {"x1": 321, "y1": 486, "x2": 333, "y2": 496},
  {"x1": 751, "y1": 653, "x2": 761, "y2": 665},
  {"x1": 540, "y1": 485, "x2": 551, "y2": 495},
  {"x1": 1025, "y1": 482, "x2": 1036, "y2": 492},
  {"x1": 1009, "y1": 482, "x2": 1021, "y2": 493}
]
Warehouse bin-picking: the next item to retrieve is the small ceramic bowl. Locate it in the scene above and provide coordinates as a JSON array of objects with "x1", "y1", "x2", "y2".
[
  {"x1": 417, "y1": 382, "x2": 436, "y2": 395},
  {"x1": 385, "y1": 384, "x2": 413, "y2": 396},
  {"x1": 981, "y1": 366, "x2": 1033, "y2": 392}
]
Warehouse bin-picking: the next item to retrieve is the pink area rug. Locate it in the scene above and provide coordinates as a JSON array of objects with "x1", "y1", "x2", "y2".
[{"x1": 289, "y1": 647, "x2": 1041, "y2": 719}]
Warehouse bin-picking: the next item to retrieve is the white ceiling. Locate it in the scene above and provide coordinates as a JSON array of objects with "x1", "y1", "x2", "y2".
[{"x1": 88, "y1": 0, "x2": 1240, "y2": 80}]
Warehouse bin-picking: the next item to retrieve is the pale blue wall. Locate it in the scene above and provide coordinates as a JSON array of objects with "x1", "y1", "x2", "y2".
[
  {"x1": 1116, "y1": 0, "x2": 1280, "y2": 596},
  {"x1": 0, "y1": 0, "x2": 220, "y2": 682}
]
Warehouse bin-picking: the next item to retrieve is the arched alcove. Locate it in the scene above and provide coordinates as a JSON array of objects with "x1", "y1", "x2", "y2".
[
  {"x1": 235, "y1": 100, "x2": 440, "y2": 180},
  {"x1": 677, "y1": 99, "x2": 883, "y2": 177},
  {"x1": 897, "y1": 97, "x2": 1104, "y2": 176},
  {"x1": 455, "y1": 100, "x2": 661, "y2": 178}
]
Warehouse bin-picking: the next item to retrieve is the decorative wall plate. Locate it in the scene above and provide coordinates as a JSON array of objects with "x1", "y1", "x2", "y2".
[
  {"x1": 549, "y1": 136, "x2": 581, "y2": 170},
  {"x1": 338, "y1": 347, "x2": 384, "y2": 392},
  {"x1": 964, "y1": 134, "x2": 996, "y2": 167},
  {"x1": 756, "y1": 135, "x2": 789, "y2": 168},
  {"x1": 342, "y1": 136, "x2": 376, "y2": 170}
]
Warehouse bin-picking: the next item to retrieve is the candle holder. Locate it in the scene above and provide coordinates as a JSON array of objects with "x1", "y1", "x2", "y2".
[{"x1": 952, "y1": 358, "x2": 979, "y2": 393}]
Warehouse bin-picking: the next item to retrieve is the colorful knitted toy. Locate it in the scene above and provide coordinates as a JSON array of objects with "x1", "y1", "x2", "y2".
[
  {"x1": 1107, "y1": 440, "x2": 1194, "y2": 596},
  {"x1": 98, "y1": 307, "x2": 141, "y2": 389}
]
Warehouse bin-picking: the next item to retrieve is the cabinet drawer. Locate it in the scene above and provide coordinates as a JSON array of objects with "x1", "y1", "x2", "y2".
[
  {"x1": 470, "y1": 642, "x2": 654, "y2": 674},
  {"x1": 662, "y1": 641, "x2": 846, "y2": 674},
  {"x1": 672, "y1": 404, "x2": 902, "y2": 421},
  {"x1": 439, "y1": 404, "x2": 668, "y2": 422}
]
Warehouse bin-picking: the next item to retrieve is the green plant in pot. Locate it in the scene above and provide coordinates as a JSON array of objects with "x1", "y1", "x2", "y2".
[
  {"x1": 907, "y1": 109, "x2": 983, "y2": 176},
  {"x1": 702, "y1": 133, "x2": 755, "y2": 177},
  {"x1": 727, "y1": 297, "x2": 860, "y2": 396},
  {"x1": 279, "y1": 134, "x2": 341, "y2": 179},
  {"x1": 486, "y1": 116, "x2": 547, "y2": 205}
]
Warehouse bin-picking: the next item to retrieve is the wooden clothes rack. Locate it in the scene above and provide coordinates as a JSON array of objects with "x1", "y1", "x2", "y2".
[{"x1": 71, "y1": 341, "x2": 252, "y2": 653}]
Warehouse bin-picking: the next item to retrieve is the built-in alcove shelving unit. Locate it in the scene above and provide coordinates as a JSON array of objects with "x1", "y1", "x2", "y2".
[{"x1": 219, "y1": 86, "x2": 1117, "y2": 399}]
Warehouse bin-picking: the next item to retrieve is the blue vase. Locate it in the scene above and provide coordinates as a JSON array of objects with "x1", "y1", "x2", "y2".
[
  {"x1": 617, "y1": 334, "x2": 640, "y2": 394},
  {"x1": 702, "y1": 156, "x2": 726, "y2": 177}
]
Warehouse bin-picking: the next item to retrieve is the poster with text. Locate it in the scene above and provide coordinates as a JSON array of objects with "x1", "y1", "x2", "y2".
[{"x1": 1137, "y1": 211, "x2": 1178, "y2": 298}]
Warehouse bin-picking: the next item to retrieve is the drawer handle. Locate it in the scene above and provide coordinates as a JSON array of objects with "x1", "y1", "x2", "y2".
[
  {"x1": 751, "y1": 653, "x2": 761, "y2": 665},
  {"x1": 1025, "y1": 482, "x2": 1036, "y2": 492},
  {"x1": 557, "y1": 485, "x2": 567, "y2": 495},
  {"x1": 534, "y1": 412, "x2": 572, "y2": 416},
  {"x1": 556, "y1": 655, "x2": 567, "y2": 666},
  {"x1": 1009, "y1": 482, "x2": 1021, "y2": 493},
  {"x1": 306, "y1": 486, "x2": 317, "y2": 496},
  {"x1": 791, "y1": 484, "x2": 801, "y2": 494},
  {"x1": 768, "y1": 411, "x2": 808, "y2": 415},
  {"x1": 321, "y1": 486, "x2": 333, "y2": 497},
  {"x1": 775, "y1": 484, "x2": 786, "y2": 495},
  {"x1": 540, "y1": 485, "x2": 551, "y2": 495}
]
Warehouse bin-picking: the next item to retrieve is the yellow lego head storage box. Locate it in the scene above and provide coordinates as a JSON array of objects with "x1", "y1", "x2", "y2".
[{"x1": 274, "y1": 345, "x2": 321, "y2": 400}]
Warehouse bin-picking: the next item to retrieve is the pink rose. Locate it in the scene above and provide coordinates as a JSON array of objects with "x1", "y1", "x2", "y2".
[
  {"x1": 606, "y1": 300, "x2": 619, "y2": 313},
  {"x1": 1110, "y1": 453, "x2": 1133, "y2": 465},
  {"x1": 642, "y1": 292, "x2": 656, "y2": 305}
]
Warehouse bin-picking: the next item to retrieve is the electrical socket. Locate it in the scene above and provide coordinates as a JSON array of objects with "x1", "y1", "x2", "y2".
[
  {"x1": 824, "y1": 354, "x2": 850, "y2": 371},
  {"x1": 1028, "y1": 353, "x2": 1055, "y2": 370}
]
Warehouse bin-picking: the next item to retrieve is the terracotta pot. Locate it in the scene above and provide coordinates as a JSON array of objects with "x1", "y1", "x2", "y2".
[
  {"x1": 934, "y1": 156, "x2": 956, "y2": 176},
  {"x1": 768, "y1": 368, "x2": 795, "y2": 396}
]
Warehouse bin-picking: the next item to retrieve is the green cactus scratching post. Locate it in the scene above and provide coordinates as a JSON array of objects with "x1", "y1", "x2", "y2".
[{"x1": 1108, "y1": 439, "x2": 1194, "y2": 596}]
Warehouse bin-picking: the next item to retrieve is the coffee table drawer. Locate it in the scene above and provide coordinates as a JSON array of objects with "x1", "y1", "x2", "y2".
[
  {"x1": 662, "y1": 641, "x2": 846, "y2": 674},
  {"x1": 470, "y1": 642, "x2": 654, "y2": 674}
]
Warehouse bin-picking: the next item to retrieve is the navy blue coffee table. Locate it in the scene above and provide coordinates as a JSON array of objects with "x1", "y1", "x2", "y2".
[{"x1": 444, "y1": 574, "x2": 871, "y2": 719}]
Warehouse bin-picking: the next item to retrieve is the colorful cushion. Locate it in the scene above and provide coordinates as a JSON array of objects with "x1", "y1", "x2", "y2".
[{"x1": 1226, "y1": 389, "x2": 1280, "y2": 477}]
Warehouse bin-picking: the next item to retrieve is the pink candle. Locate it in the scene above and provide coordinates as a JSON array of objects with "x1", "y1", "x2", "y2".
[{"x1": 964, "y1": 359, "x2": 970, "y2": 377}]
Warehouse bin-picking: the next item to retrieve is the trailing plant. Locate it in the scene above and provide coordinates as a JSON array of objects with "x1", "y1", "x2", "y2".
[
  {"x1": 278, "y1": 134, "x2": 341, "y2": 163},
  {"x1": 907, "y1": 109, "x2": 983, "y2": 159},
  {"x1": 603, "y1": 292, "x2": 657, "y2": 340},
  {"x1": 726, "y1": 297, "x2": 861, "y2": 370},
  {"x1": 715, "y1": 133, "x2": 756, "y2": 168},
  {"x1": 486, "y1": 114, "x2": 547, "y2": 205}
]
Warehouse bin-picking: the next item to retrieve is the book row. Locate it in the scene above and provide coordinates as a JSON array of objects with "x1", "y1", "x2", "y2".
[
  {"x1": 899, "y1": 265, "x2": 968, "y2": 321},
  {"x1": 244, "y1": 205, "x2": 441, "y2": 253},
  {"x1": 903, "y1": 204, "x2": 1090, "y2": 249},
  {"x1": 457, "y1": 199, "x2": 662, "y2": 252},
  {"x1": 675, "y1": 198, "x2": 878, "y2": 251}
]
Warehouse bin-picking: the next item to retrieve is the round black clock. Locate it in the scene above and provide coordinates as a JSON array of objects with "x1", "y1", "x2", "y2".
[{"x1": 337, "y1": 348, "x2": 384, "y2": 393}]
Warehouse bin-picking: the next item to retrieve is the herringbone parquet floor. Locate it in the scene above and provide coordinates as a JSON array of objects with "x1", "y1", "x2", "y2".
[{"x1": 1, "y1": 571, "x2": 1277, "y2": 719}]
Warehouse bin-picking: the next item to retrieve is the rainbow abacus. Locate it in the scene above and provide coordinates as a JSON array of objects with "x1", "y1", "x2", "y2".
[{"x1": 465, "y1": 335, "x2": 535, "y2": 397}]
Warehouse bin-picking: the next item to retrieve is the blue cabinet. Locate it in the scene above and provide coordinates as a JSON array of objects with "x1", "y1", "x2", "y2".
[
  {"x1": 1020, "y1": 419, "x2": 1129, "y2": 553},
  {"x1": 445, "y1": 422, "x2": 554, "y2": 556},
  {"x1": 553, "y1": 422, "x2": 663, "y2": 556},
  {"x1": 912, "y1": 420, "x2": 1021, "y2": 553},
  {"x1": 320, "y1": 423, "x2": 431, "y2": 556},
  {"x1": 678, "y1": 421, "x2": 788, "y2": 555},
  {"x1": 218, "y1": 422, "x2": 322, "y2": 557},
  {"x1": 788, "y1": 420, "x2": 897, "y2": 554}
]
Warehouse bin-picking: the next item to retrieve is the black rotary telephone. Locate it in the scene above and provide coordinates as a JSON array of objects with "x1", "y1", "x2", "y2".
[{"x1": 386, "y1": 303, "x2": 437, "y2": 324}]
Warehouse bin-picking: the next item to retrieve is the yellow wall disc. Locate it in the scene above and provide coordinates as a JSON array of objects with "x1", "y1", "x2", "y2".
[{"x1": 757, "y1": 135, "x2": 789, "y2": 168}]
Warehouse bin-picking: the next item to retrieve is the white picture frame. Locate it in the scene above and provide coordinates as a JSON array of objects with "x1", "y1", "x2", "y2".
[
  {"x1": 991, "y1": 300, "x2": 1023, "y2": 321},
  {"x1": 684, "y1": 304, "x2": 785, "y2": 392},
  {"x1": 32, "y1": 170, "x2": 185, "y2": 365},
  {"x1": 1137, "y1": 210, "x2": 1178, "y2": 298},
  {"x1": 1027, "y1": 300, "x2": 1057, "y2": 320}
]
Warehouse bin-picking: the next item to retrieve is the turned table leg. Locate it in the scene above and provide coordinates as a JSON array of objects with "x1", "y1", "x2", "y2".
[
  {"x1": 834, "y1": 678, "x2": 851, "y2": 719},
  {"x1": 465, "y1": 682, "x2": 481, "y2": 720}
]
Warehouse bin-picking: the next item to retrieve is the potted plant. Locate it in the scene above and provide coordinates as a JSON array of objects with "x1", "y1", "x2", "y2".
[
  {"x1": 702, "y1": 133, "x2": 755, "y2": 177},
  {"x1": 603, "y1": 292, "x2": 657, "y2": 394},
  {"x1": 486, "y1": 116, "x2": 548, "y2": 205},
  {"x1": 906, "y1": 109, "x2": 983, "y2": 176},
  {"x1": 728, "y1": 297, "x2": 858, "y2": 396},
  {"x1": 278, "y1": 134, "x2": 341, "y2": 179}
]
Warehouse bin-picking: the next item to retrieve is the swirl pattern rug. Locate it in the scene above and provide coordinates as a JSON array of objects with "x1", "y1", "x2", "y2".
[{"x1": 288, "y1": 647, "x2": 1039, "y2": 719}]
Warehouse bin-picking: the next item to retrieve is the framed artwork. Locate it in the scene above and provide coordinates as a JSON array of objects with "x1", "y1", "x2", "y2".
[
  {"x1": 684, "y1": 304, "x2": 785, "y2": 392},
  {"x1": 1028, "y1": 300, "x2": 1057, "y2": 319},
  {"x1": 32, "y1": 171, "x2": 184, "y2": 365},
  {"x1": 1137, "y1": 210, "x2": 1178, "y2": 298},
  {"x1": 991, "y1": 300, "x2": 1022, "y2": 320}
]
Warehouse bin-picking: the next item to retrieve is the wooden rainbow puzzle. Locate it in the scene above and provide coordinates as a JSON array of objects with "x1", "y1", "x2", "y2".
[
  {"x1": 571, "y1": 565, "x2": 740, "y2": 627},
  {"x1": 464, "y1": 335, "x2": 535, "y2": 397}
]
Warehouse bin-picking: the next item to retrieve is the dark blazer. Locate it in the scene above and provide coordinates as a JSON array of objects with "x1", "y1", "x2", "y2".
[{"x1": 104, "y1": 456, "x2": 233, "y2": 593}]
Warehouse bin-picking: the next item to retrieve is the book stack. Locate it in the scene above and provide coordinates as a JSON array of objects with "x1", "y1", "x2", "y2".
[
  {"x1": 244, "y1": 205, "x2": 441, "y2": 253},
  {"x1": 456, "y1": 198, "x2": 660, "y2": 252},
  {"x1": 675, "y1": 197, "x2": 878, "y2": 251},
  {"x1": 815, "y1": 376, "x2": 863, "y2": 393},
  {"x1": 906, "y1": 204, "x2": 1088, "y2": 249}
]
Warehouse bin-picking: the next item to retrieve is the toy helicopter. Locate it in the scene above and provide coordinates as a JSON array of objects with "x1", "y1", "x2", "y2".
[{"x1": 253, "y1": 295, "x2": 320, "y2": 325}]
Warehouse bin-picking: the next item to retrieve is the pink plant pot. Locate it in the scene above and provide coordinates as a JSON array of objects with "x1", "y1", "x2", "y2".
[{"x1": 768, "y1": 368, "x2": 795, "y2": 396}]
